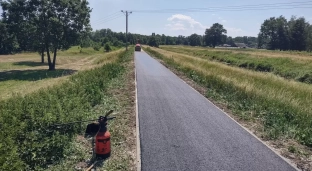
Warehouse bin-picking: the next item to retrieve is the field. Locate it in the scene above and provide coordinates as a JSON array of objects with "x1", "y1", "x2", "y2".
[
  {"x1": 0, "y1": 47, "x2": 136, "y2": 171},
  {"x1": 144, "y1": 46, "x2": 312, "y2": 170},
  {"x1": 160, "y1": 45, "x2": 312, "y2": 84},
  {"x1": 0, "y1": 46, "x2": 122, "y2": 100}
]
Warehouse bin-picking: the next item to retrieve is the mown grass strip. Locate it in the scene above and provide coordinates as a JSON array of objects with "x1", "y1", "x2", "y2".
[
  {"x1": 144, "y1": 47, "x2": 312, "y2": 148},
  {"x1": 0, "y1": 48, "x2": 123, "y2": 101},
  {"x1": 0, "y1": 48, "x2": 134, "y2": 171},
  {"x1": 160, "y1": 46, "x2": 312, "y2": 84}
]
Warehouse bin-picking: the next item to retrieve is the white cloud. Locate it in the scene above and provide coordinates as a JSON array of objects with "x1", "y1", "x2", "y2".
[
  {"x1": 165, "y1": 23, "x2": 186, "y2": 31},
  {"x1": 225, "y1": 27, "x2": 244, "y2": 37},
  {"x1": 164, "y1": 14, "x2": 246, "y2": 37},
  {"x1": 165, "y1": 14, "x2": 206, "y2": 32}
]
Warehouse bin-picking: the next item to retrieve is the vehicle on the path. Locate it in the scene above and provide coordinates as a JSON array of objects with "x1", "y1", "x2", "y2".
[{"x1": 135, "y1": 44, "x2": 141, "y2": 51}]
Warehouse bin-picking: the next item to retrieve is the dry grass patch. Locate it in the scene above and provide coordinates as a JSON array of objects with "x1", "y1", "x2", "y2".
[
  {"x1": 161, "y1": 46, "x2": 312, "y2": 84},
  {"x1": 165, "y1": 45, "x2": 312, "y2": 60}
]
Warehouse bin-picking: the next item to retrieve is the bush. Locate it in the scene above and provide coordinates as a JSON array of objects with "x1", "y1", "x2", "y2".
[
  {"x1": 93, "y1": 43, "x2": 101, "y2": 51},
  {"x1": 104, "y1": 43, "x2": 111, "y2": 52},
  {"x1": 113, "y1": 40, "x2": 124, "y2": 47}
]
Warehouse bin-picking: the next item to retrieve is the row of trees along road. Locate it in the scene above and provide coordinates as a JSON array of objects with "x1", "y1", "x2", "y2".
[{"x1": 0, "y1": 0, "x2": 92, "y2": 70}]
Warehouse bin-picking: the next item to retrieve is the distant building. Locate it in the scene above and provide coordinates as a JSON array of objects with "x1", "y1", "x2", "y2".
[
  {"x1": 222, "y1": 44, "x2": 232, "y2": 47},
  {"x1": 234, "y1": 43, "x2": 248, "y2": 48}
]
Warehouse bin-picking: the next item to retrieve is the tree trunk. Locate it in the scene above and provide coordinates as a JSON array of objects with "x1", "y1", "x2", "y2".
[
  {"x1": 46, "y1": 44, "x2": 54, "y2": 70},
  {"x1": 41, "y1": 48, "x2": 44, "y2": 63},
  {"x1": 52, "y1": 47, "x2": 57, "y2": 70}
]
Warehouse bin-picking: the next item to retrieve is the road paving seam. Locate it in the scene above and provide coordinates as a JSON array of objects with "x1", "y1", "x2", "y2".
[
  {"x1": 134, "y1": 54, "x2": 142, "y2": 171},
  {"x1": 144, "y1": 51, "x2": 299, "y2": 171}
]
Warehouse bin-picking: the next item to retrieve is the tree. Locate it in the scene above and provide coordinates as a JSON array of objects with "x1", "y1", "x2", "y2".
[
  {"x1": 0, "y1": 19, "x2": 19, "y2": 54},
  {"x1": 189, "y1": 33, "x2": 201, "y2": 46},
  {"x1": 276, "y1": 16, "x2": 289, "y2": 50},
  {"x1": 104, "y1": 43, "x2": 111, "y2": 52},
  {"x1": 307, "y1": 25, "x2": 312, "y2": 52},
  {"x1": 289, "y1": 16, "x2": 307, "y2": 51},
  {"x1": 166, "y1": 36, "x2": 175, "y2": 45},
  {"x1": 161, "y1": 34, "x2": 166, "y2": 45},
  {"x1": 176, "y1": 35, "x2": 184, "y2": 45},
  {"x1": 183, "y1": 39, "x2": 189, "y2": 45},
  {"x1": 148, "y1": 33, "x2": 160, "y2": 47},
  {"x1": 40, "y1": 0, "x2": 92, "y2": 70},
  {"x1": 258, "y1": 16, "x2": 310, "y2": 51},
  {"x1": 93, "y1": 42, "x2": 101, "y2": 51},
  {"x1": 258, "y1": 17, "x2": 279, "y2": 50},
  {"x1": 204, "y1": 23, "x2": 227, "y2": 48},
  {"x1": 1, "y1": 0, "x2": 92, "y2": 70},
  {"x1": 226, "y1": 36, "x2": 236, "y2": 46}
]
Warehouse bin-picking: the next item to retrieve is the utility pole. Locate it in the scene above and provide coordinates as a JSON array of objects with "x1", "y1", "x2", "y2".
[{"x1": 121, "y1": 10, "x2": 132, "y2": 50}]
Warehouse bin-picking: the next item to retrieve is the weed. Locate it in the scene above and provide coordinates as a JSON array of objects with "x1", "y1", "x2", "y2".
[{"x1": 288, "y1": 146, "x2": 297, "y2": 153}]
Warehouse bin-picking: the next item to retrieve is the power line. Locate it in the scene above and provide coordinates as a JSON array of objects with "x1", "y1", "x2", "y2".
[
  {"x1": 133, "y1": 6, "x2": 312, "y2": 14},
  {"x1": 92, "y1": 11, "x2": 120, "y2": 23},
  {"x1": 92, "y1": 13, "x2": 124, "y2": 26},
  {"x1": 132, "y1": 1, "x2": 312, "y2": 12},
  {"x1": 186, "y1": 1, "x2": 312, "y2": 10},
  {"x1": 92, "y1": 13, "x2": 124, "y2": 25},
  {"x1": 132, "y1": 1, "x2": 312, "y2": 13}
]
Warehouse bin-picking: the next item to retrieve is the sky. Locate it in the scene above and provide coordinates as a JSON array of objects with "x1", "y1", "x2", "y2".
[
  {"x1": 1, "y1": 0, "x2": 311, "y2": 37},
  {"x1": 88, "y1": 0, "x2": 312, "y2": 37}
]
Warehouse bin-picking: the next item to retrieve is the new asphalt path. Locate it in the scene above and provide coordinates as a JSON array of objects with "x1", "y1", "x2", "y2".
[{"x1": 135, "y1": 51, "x2": 296, "y2": 171}]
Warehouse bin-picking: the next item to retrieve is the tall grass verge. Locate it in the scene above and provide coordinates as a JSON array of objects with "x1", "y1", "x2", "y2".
[
  {"x1": 0, "y1": 49, "x2": 133, "y2": 171},
  {"x1": 144, "y1": 47, "x2": 312, "y2": 148},
  {"x1": 160, "y1": 46, "x2": 312, "y2": 84}
]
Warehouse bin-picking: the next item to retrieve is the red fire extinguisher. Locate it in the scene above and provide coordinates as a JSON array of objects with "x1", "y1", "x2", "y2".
[
  {"x1": 94, "y1": 110, "x2": 115, "y2": 159},
  {"x1": 48, "y1": 110, "x2": 116, "y2": 161}
]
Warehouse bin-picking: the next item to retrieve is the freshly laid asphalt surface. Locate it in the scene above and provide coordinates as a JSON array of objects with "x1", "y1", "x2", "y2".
[{"x1": 135, "y1": 51, "x2": 296, "y2": 171}]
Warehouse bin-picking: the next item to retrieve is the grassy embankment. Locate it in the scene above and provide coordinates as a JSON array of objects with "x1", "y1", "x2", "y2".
[
  {"x1": 144, "y1": 46, "x2": 312, "y2": 169},
  {"x1": 0, "y1": 47, "x2": 136, "y2": 171},
  {"x1": 160, "y1": 45, "x2": 312, "y2": 84}
]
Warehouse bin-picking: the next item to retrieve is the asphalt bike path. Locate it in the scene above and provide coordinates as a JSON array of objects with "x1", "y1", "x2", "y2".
[{"x1": 135, "y1": 51, "x2": 296, "y2": 171}]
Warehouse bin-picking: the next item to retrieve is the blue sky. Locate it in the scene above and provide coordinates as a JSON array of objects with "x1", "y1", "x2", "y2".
[{"x1": 88, "y1": 0, "x2": 312, "y2": 37}]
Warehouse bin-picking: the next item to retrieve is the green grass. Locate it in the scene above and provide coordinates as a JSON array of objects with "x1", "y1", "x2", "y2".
[
  {"x1": 160, "y1": 46, "x2": 312, "y2": 84},
  {"x1": 0, "y1": 61, "x2": 46, "y2": 70},
  {"x1": 0, "y1": 48, "x2": 134, "y2": 171},
  {"x1": 0, "y1": 69, "x2": 77, "y2": 82},
  {"x1": 144, "y1": 46, "x2": 312, "y2": 148},
  {"x1": 0, "y1": 69, "x2": 76, "y2": 100}
]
